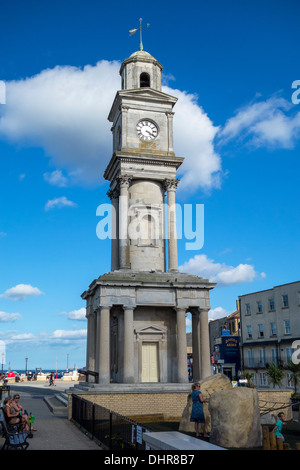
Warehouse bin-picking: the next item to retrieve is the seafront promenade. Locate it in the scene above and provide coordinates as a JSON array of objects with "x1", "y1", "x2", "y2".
[{"x1": 1, "y1": 380, "x2": 101, "y2": 451}]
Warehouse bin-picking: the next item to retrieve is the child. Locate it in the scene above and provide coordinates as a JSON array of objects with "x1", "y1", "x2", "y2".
[{"x1": 272, "y1": 412, "x2": 286, "y2": 441}]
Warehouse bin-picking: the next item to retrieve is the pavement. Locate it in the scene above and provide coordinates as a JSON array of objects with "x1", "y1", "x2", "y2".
[{"x1": 0, "y1": 380, "x2": 101, "y2": 451}]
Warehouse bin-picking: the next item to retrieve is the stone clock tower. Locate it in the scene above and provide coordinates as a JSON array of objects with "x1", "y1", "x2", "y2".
[{"x1": 82, "y1": 49, "x2": 215, "y2": 387}]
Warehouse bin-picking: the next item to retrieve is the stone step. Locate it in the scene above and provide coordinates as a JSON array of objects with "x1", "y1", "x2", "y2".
[{"x1": 43, "y1": 395, "x2": 68, "y2": 416}]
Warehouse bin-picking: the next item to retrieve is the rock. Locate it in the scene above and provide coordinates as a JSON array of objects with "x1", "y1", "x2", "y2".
[
  {"x1": 209, "y1": 387, "x2": 262, "y2": 448},
  {"x1": 178, "y1": 374, "x2": 232, "y2": 434}
]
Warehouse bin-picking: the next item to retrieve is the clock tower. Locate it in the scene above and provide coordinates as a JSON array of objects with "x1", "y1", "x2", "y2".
[
  {"x1": 105, "y1": 49, "x2": 183, "y2": 273},
  {"x1": 82, "y1": 47, "x2": 215, "y2": 387}
]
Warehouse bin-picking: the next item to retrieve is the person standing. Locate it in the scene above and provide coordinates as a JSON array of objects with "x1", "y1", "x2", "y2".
[{"x1": 190, "y1": 382, "x2": 209, "y2": 438}]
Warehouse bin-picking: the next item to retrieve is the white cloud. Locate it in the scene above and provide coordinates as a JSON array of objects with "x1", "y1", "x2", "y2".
[
  {"x1": 179, "y1": 254, "x2": 264, "y2": 286},
  {"x1": 10, "y1": 333, "x2": 35, "y2": 341},
  {"x1": 61, "y1": 307, "x2": 86, "y2": 321},
  {"x1": 163, "y1": 86, "x2": 222, "y2": 192},
  {"x1": 219, "y1": 95, "x2": 300, "y2": 149},
  {"x1": 0, "y1": 284, "x2": 43, "y2": 301},
  {"x1": 208, "y1": 307, "x2": 228, "y2": 321},
  {"x1": 44, "y1": 196, "x2": 77, "y2": 211},
  {"x1": 51, "y1": 329, "x2": 87, "y2": 342},
  {"x1": 44, "y1": 169, "x2": 68, "y2": 187},
  {"x1": 0, "y1": 311, "x2": 22, "y2": 322},
  {"x1": 0, "y1": 61, "x2": 222, "y2": 193},
  {"x1": 0, "y1": 61, "x2": 121, "y2": 186}
]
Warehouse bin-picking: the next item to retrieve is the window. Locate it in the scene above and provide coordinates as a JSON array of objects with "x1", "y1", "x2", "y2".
[
  {"x1": 282, "y1": 295, "x2": 289, "y2": 308},
  {"x1": 287, "y1": 372, "x2": 294, "y2": 388},
  {"x1": 247, "y1": 349, "x2": 255, "y2": 367},
  {"x1": 258, "y1": 324, "x2": 264, "y2": 337},
  {"x1": 247, "y1": 325, "x2": 252, "y2": 339},
  {"x1": 269, "y1": 299, "x2": 275, "y2": 311},
  {"x1": 245, "y1": 303, "x2": 251, "y2": 315},
  {"x1": 259, "y1": 372, "x2": 268, "y2": 386},
  {"x1": 271, "y1": 348, "x2": 278, "y2": 365},
  {"x1": 140, "y1": 72, "x2": 150, "y2": 88},
  {"x1": 286, "y1": 348, "x2": 293, "y2": 363},
  {"x1": 284, "y1": 320, "x2": 291, "y2": 335},
  {"x1": 270, "y1": 322, "x2": 277, "y2": 336},
  {"x1": 259, "y1": 349, "x2": 266, "y2": 367},
  {"x1": 257, "y1": 301, "x2": 263, "y2": 313}
]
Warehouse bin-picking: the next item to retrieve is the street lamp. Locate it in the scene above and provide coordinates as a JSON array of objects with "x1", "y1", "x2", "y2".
[{"x1": 25, "y1": 357, "x2": 28, "y2": 375}]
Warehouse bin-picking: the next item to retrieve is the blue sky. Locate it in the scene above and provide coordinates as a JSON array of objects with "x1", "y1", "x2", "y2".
[{"x1": 0, "y1": 0, "x2": 299, "y2": 370}]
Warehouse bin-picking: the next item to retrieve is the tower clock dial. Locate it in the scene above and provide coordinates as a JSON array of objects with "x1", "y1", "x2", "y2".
[{"x1": 136, "y1": 120, "x2": 158, "y2": 141}]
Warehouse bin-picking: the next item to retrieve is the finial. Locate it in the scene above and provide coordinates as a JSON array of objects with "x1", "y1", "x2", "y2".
[{"x1": 129, "y1": 18, "x2": 150, "y2": 51}]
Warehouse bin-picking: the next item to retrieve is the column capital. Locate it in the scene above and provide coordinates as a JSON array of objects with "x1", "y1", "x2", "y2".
[
  {"x1": 117, "y1": 174, "x2": 132, "y2": 188},
  {"x1": 123, "y1": 305, "x2": 136, "y2": 312},
  {"x1": 163, "y1": 178, "x2": 180, "y2": 192}
]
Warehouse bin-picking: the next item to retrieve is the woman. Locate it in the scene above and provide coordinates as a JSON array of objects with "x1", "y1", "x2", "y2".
[
  {"x1": 3, "y1": 396, "x2": 22, "y2": 427},
  {"x1": 190, "y1": 383, "x2": 209, "y2": 438},
  {"x1": 12, "y1": 394, "x2": 36, "y2": 431}
]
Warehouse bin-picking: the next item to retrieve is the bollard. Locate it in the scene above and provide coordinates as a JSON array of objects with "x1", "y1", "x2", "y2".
[
  {"x1": 262, "y1": 426, "x2": 270, "y2": 450},
  {"x1": 276, "y1": 437, "x2": 283, "y2": 450},
  {"x1": 269, "y1": 431, "x2": 277, "y2": 450}
]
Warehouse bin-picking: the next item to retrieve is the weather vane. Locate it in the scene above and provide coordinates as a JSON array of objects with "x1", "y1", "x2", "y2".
[{"x1": 129, "y1": 18, "x2": 150, "y2": 51}]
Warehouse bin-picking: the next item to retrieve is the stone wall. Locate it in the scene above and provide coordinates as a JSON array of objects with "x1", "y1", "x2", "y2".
[
  {"x1": 68, "y1": 391, "x2": 189, "y2": 421},
  {"x1": 68, "y1": 388, "x2": 293, "y2": 422},
  {"x1": 257, "y1": 389, "x2": 293, "y2": 420}
]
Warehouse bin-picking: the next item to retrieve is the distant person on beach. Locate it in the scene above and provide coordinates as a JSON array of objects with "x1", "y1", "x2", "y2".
[{"x1": 49, "y1": 372, "x2": 55, "y2": 386}]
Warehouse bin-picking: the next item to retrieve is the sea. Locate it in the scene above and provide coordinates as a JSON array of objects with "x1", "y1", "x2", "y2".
[{"x1": 3, "y1": 369, "x2": 75, "y2": 375}]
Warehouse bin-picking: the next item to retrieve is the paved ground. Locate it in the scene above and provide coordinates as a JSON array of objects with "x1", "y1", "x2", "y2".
[{"x1": 1, "y1": 380, "x2": 101, "y2": 451}]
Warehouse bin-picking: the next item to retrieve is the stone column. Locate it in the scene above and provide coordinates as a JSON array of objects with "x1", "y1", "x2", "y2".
[
  {"x1": 118, "y1": 175, "x2": 132, "y2": 270},
  {"x1": 166, "y1": 111, "x2": 175, "y2": 154},
  {"x1": 123, "y1": 306, "x2": 135, "y2": 383},
  {"x1": 191, "y1": 309, "x2": 201, "y2": 381},
  {"x1": 86, "y1": 308, "x2": 97, "y2": 382},
  {"x1": 200, "y1": 308, "x2": 211, "y2": 379},
  {"x1": 176, "y1": 307, "x2": 188, "y2": 383},
  {"x1": 98, "y1": 306, "x2": 110, "y2": 384},
  {"x1": 107, "y1": 188, "x2": 120, "y2": 271},
  {"x1": 164, "y1": 179, "x2": 179, "y2": 272}
]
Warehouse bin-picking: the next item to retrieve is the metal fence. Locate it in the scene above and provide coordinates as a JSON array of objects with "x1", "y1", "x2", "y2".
[{"x1": 71, "y1": 394, "x2": 153, "y2": 450}]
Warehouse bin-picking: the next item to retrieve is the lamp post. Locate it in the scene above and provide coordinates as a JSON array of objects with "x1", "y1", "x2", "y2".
[{"x1": 25, "y1": 357, "x2": 28, "y2": 375}]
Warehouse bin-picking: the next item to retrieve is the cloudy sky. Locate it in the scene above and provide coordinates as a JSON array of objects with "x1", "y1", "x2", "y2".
[{"x1": 0, "y1": 0, "x2": 299, "y2": 369}]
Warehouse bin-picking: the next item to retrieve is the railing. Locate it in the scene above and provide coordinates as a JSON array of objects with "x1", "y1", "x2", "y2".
[
  {"x1": 77, "y1": 369, "x2": 99, "y2": 382},
  {"x1": 71, "y1": 394, "x2": 153, "y2": 450}
]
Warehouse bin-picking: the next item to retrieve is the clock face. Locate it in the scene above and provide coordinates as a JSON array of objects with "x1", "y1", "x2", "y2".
[{"x1": 136, "y1": 120, "x2": 158, "y2": 141}]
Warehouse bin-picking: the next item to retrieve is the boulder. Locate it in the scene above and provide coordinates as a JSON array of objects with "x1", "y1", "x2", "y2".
[
  {"x1": 209, "y1": 387, "x2": 262, "y2": 448},
  {"x1": 178, "y1": 374, "x2": 232, "y2": 434}
]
